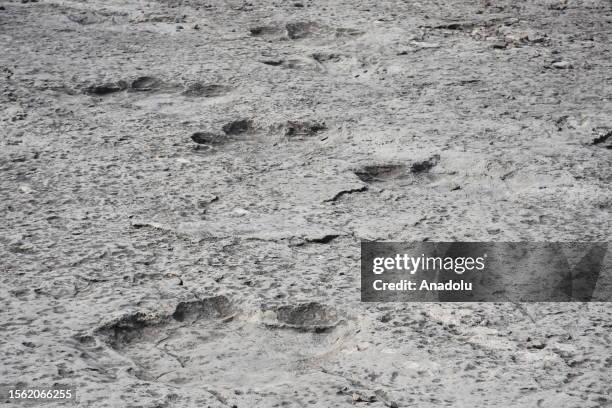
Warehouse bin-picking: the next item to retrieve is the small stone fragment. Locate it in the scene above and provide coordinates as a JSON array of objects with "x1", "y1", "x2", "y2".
[{"x1": 551, "y1": 60, "x2": 572, "y2": 69}]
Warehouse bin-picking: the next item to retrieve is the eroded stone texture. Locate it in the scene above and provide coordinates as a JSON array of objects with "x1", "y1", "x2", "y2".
[{"x1": 1, "y1": 0, "x2": 610, "y2": 406}]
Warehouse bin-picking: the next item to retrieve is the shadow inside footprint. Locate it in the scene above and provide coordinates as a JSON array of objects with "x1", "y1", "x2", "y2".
[
  {"x1": 354, "y1": 156, "x2": 440, "y2": 183},
  {"x1": 173, "y1": 296, "x2": 235, "y2": 322},
  {"x1": 265, "y1": 302, "x2": 342, "y2": 333},
  {"x1": 130, "y1": 76, "x2": 163, "y2": 91},
  {"x1": 312, "y1": 52, "x2": 344, "y2": 63},
  {"x1": 95, "y1": 296, "x2": 235, "y2": 348},
  {"x1": 285, "y1": 21, "x2": 319, "y2": 39},
  {"x1": 84, "y1": 81, "x2": 128, "y2": 96},
  {"x1": 250, "y1": 25, "x2": 284, "y2": 37},
  {"x1": 592, "y1": 128, "x2": 611, "y2": 149},
  {"x1": 284, "y1": 120, "x2": 327, "y2": 138},
  {"x1": 410, "y1": 154, "x2": 440, "y2": 173},
  {"x1": 354, "y1": 164, "x2": 407, "y2": 183},
  {"x1": 260, "y1": 59, "x2": 285, "y2": 66},
  {"x1": 95, "y1": 311, "x2": 166, "y2": 348},
  {"x1": 182, "y1": 83, "x2": 230, "y2": 97},
  {"x1": 191, "y1": 131, "x2": 229, "y2": 145},
  {"x1": 222, "y1": 119, "x2": 253, "y2": 135}
]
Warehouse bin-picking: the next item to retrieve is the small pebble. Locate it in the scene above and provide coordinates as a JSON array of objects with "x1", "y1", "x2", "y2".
[{"x1": 552, "y1": 60, "x2": 572, "y2": 69}]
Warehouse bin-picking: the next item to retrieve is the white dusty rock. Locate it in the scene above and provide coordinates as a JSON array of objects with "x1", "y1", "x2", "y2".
[{"x1": 1, "y1": 0, "x2": 610, "y2": 407}]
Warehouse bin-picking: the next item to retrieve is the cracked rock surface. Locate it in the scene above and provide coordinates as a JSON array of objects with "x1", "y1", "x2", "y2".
[{"x1": 1, "y1": 0, "x2": 611, "y2": 406}]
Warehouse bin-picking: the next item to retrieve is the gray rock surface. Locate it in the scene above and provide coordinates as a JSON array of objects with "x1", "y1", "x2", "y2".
[{"x1": 1, "y1": 0, "x2": 610, "y2": 406}]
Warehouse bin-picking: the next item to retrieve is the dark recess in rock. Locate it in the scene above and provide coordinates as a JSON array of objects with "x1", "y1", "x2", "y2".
[
  {"x1": 285, "y1": 21, "x2": 318, "y2": 39},
  {"x1": 172, "y1": 295, "x2": 234, "y2": 322},
  {"x1": 311, "y1": 52, "x2": 342, "y2": 63},
  {"x1": 592, "y1": 129, "x2": 611, "y2": 149},
  {"x1": 305, "y1": 234, "x2": 340, "y2": 244},
  {"x1": 354, "y1": 164, "x2": 406, "y2": 183},
  {"x1": 73, "y1": 333, "x2": 96, "y2": 345},
  {"x1": 411, "y1": 154, "x2": 440, "y2": 173},
  {"x1": 130, "y1": 76, "x2": 161, "y2": 91},
  {"x1": 261, "y1": 59, "x2": 285, "y2": 66},
  {"x1": 437, "y1": 22, "x2": 470, "y2": 30},
  {"x1": 191, "y1": 131, "x2": 228, "y2": 145},
  {"x1": 84, "y1": 81, "x2": 128, "y2": 95},
  {"x1": 95, "y1": 311, "x2": 165, "y2": 347},
  {"x1": 249, "y1": 26, "x2": 282, "y2": 36},
  {"x1": 222, "y1": 119, "x2": 252, "y2": 135},
  {"x1": 284, "y1": 120, "x2": 327, "y2": 137},
  {"x1": 269, "y1": 302, "x2": 341, "y2": 332},
  {"x1": 421, "y1": 21, "x2": 475, "y2": 30},
  {"x1": 182, "y1": 83, "x2": 229, "y2": 97},
  {"x1": 325, "y1": 186, "x2": 368, "y2": 202}
]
